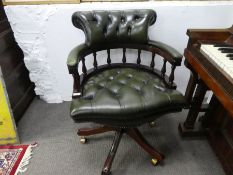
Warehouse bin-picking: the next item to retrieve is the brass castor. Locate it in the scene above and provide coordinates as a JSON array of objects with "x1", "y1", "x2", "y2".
[
  {"x1": 101, "y1": 171, "x2": 111, "y2": 175},
  {"x1": 151, "y1": 158, "x2": 158, "y2": 166},
  {"x1": 80, "y1": 137, "x2": 87, "y2": 144},
  {"x1": 149, "y1": 121, "x2": 156, "y2": 127}
]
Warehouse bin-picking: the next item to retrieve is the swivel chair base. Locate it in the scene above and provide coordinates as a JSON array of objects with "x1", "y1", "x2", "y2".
[{"x1": 78, "y1": 126, "x2": 164, "y2": 175}]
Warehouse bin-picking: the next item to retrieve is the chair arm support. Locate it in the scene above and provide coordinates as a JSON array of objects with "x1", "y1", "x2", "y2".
[
  {"x1": 148, "y1": 40, "x2": 183, "y2": 66},
  {"x1": 67, "y1": 43, "x2": 90, "y2": 73},
  {"x1": 67, "y1": 44, "x2": 90, "y2": 98}
]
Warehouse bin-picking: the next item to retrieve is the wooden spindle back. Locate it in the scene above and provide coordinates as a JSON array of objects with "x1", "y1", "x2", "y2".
[
  {"x1": 150, "y1": 52, "x2": 155, "y2": 69},
  {"x1": 137, "y1": 49, "x2": 141, "y2": 65},
  {"x1": 81, "y1": 57, "x2": 87, "y2": 76},
  {"x1": 77, "y1": 45, "x2": 178, "y2": 90},
  {"x1": 107, "y1": 49, "x2": 111, "y2": 65},
  {"x1": 161, "y1": 59, "x2": 167, "y2": 78},
  {"x1": 169, "y1": 65, "x2": 176, "y2": 85},
  {"x1": 93, "y1": 52, "x2": 97, "y2": 69},
  {"x1": 122, "y1": 48, "x2": 126, "y2": 63}
]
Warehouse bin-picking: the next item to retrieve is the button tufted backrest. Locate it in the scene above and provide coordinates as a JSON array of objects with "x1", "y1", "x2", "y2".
[{"x1": 72, "y1": 9, "x2": 157, "y2": 47}]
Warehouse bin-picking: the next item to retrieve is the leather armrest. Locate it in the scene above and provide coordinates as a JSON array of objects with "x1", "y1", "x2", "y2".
[
  {"x1": 148, "y1": 40, "x2": 183, "y2": 66},
  {"x1": 67, "y1": 43, "x2": 89, "y2": 70}
]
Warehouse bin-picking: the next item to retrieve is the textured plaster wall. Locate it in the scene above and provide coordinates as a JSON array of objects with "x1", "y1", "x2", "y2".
[{"x1": 4, "y1": 2, "x2": 233, "y2": 103}]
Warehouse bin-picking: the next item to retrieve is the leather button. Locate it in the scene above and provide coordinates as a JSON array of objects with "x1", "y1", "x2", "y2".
[
  {"x1": 98, "y1": 84, "x2": 105, "y2": 88},
  {"x1": 121, "y1": 17, "x2": 125, "y2": 23},
  {"x1": 111, "y1": 91, "x2": 118, "y2": 97},
  {"x1": 109, "y1": 76, "x2": 114, "y2": 80},
  {"x1": 134, "y1": 15, "x2": 139, "y2": 21},
  {"x1": 142, "y1": 80, "x2": 147, "y2": 85},
  {"x1": 127, "y1": 74, "x2": 133, "y2": 78},
  {"x1": 103, "y1": 27, "x2": 107, "y2": 37},
  {"x1": 119, "y1": 81, "x2": 126, "y2": 85},
  {"x1": 108, "y1": 15, "x2": 112, "y2": 24},
  {"x1": 92, "y1": 17, "x2": 97, "y2": 22},
  {"x1": 127, "y1": 26, "x2": 131, "y2": 35},
  {"x1": 134, "y1": 87, "x2": 141, "y2": 92},
  {"x1": 154, "y1": 85, "x2": 165, "y2": 92},
  {"x1": 83, "y1": 95, "x2": 94, "y2": 100},
  {"x1": 116, "y1": 27, "x2": 119, "y2": 35}
]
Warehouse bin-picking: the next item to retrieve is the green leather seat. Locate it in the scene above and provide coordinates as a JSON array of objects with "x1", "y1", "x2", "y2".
[{"x1": 71, "y1": 68, "x2": 185, "y2": 127}]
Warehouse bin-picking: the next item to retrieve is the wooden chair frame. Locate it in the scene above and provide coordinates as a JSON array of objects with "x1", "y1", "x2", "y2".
[{"x1": 68, "y1": 43, "x2": 181, "y2": 99}]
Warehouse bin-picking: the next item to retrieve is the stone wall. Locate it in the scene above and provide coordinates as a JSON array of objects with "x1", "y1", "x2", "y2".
[{"x1": 4, "y1": 2, "x2": 233, "y2": 103}]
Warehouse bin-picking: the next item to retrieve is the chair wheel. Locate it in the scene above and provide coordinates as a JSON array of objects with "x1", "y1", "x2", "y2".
[
  {"x1": 149, "y1": 121, "x2": 156, "y2": 127},
  {"x1": 80, "y1": 137, "x2": 87, "y2": 144},
  {"x1": 101, "y1": 171, "x2": 111, "y2": 175},
  {"x1": 151, "y1": 158, "x2": 158, "y2": 166}
]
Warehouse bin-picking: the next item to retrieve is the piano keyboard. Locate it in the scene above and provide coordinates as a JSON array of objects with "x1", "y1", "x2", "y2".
[{"x1": 200, "y1": 44, "x2": 233, "y2": 79}]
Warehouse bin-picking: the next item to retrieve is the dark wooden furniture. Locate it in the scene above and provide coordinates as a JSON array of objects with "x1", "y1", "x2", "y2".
[
  {"x1": 68, "y1": 10, "x2": 185, "y2": 175},
  {"x1": 0, "y1": 3, "x2": 35, "y2": 122},
  {"x1": 179, "y1": 26, "x2": 233, "y2": 174}
]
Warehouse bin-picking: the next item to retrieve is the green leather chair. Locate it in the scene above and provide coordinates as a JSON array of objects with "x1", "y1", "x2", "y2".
[{"x1": 67, "y1": 9, "x2": 185, "y2": 175}]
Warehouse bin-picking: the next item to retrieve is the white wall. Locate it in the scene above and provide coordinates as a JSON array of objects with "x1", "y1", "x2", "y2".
[{"x1": 4, "y1": 2, "x2": 233, "y2": 103}]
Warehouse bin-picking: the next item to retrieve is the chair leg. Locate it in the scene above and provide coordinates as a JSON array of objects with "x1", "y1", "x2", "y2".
[
  {"x1": 78, "y1": 126, "x2": 114, "y2": 136},
  {"x1": 126, "y1": 128, "x2": 164, "y2": 163},
  {"x1": 102, "y1": 130, "x2": 124, "y2": 175}
]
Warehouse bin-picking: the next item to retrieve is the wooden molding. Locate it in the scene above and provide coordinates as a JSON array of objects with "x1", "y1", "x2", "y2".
[
  {"x1": 2, "y1": 0, "x2": 80, "y2": 5},
  {"x1": 81, "y1": 0, "x2": 144, "y2": 2}
]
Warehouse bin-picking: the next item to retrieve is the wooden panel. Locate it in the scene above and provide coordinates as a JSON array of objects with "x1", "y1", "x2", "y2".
[
  {"x1": 180, "y1": 26, "x2": 233, "y2": 175},
  {"x1": 206, "y1": 97, "x2": 233, "y2": 175},
  {"x1": 185, "y1": 49, "x2": 233, "y2": 116},
  {"x1": 12, "y1": 84, "x2": 35, "y2": 122},
  {"x1": 4, "y1": 62, "x2": 32, "y2": 107},
  {"x1": 226, "y1": 116, "x2": 233, "y2": 139},
  {"x1": 0, "y1": 4, "x2": 35, "y2": 122},
  {"x1": 82, "y1": 0, "x2": 144, "y2": 2},
  {"x1": 0, "y1": 30, "x2": 15, "y2": 54},
  {"x1": 209, "y1": 131, "x2": 233, "y2": 175},
  {"x1": 227, "y1": 151, "x2": 233, "y2": 175},
  {"x1": 0, "y1": 46, "x2": 23, "y2": 77},
  {"x1": 0, "y1": 20, "x2": 10, "y2": 33},
  {"x1": 0, "y1": 5, "x2": 6, "y2": 20}
]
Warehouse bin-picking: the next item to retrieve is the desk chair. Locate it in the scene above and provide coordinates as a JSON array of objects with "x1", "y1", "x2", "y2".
[{"x1": 67, "y1": 9, "x2": 185, "y2": 175}]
